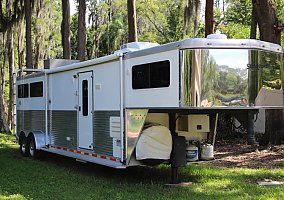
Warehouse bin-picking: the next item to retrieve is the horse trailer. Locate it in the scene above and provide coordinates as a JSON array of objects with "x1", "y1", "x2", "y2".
[{"x1": 16, "y1": 34, "x2": 283, "y2": 173}]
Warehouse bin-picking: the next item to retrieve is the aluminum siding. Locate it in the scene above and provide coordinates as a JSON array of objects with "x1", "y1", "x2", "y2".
[
  {"x1": 50, "y1": 110, "x2": 77, "y2": 149},
  {"x1": 17, "y1": 110, "x2": 45, "y2": 136},
  {"x1": 93, "y1": 111, "x2": 119, "y2": 157}
]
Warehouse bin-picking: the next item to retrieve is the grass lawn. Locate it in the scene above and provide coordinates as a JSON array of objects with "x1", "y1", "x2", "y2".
[{"x1": 0, "y1": 133, "x2": 283, "y2": 200}]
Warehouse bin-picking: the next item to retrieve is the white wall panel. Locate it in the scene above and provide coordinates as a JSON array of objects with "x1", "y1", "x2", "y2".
[
  {"x1": 93, "y1": 62, "x2": 120, "y2": 111},
  {"x1": 17, "y1": 76, "x2": 45, "y2": 111},
  {"x1": 49, "y1": 71, "x2": 78, "y2": 111},
  {"x1": 124, "y1": 50, "x2": 180, "y2": 108}
]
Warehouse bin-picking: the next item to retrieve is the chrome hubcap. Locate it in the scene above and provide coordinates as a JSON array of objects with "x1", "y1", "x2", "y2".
[
  {"x1": 29, "y1": 141, "x2": 35, "y2": 157},
  {"x1": 21, "y1": 143, "x2": 26, "y2": 153}
]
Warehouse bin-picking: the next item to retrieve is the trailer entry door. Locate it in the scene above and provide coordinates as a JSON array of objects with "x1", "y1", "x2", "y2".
[{"x1": 78, "y1": 71, "x2": 93, "y2": 150}]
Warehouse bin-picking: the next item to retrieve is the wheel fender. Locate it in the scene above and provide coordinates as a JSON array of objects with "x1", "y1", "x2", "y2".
[{"x1": 28, "y1": 131, "x2": 46, "y2": 150}]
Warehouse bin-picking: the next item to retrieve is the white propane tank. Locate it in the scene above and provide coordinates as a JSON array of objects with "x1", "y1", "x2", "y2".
[
  {"x1": 186, "y1": 143, "x2": 199, "y2": 162},
  {"x1": 200, "y1": 144, "x2": 214, "y2": 160}
]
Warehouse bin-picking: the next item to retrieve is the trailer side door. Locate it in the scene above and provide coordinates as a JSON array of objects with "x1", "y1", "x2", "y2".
[{"x1": 78, "y1": 71, "x2": 93, "y2": 150}]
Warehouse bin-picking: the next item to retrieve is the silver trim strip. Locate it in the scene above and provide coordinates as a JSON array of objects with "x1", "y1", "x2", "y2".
[
  {"x1": 118, "y1": 53, "x2": 124, "y2": 162},
  {"x1": 124, "y1": 38, "x2": 283, "y2": 59},
  {"x1": 45, "y1": 72, "x2": 48, "y2": 146},
  {"x1": 17, "y1": 69, "x2": 44, "y2": 73},
  {"x1": 126, "y1": 106, "x2": 282, "y2": 110},
  {"x1": 44, "y1": 147, "x2": 125, "y2": 169},
  {"x1": 46, "y1": 54, "x2": 120, "y2": 74}
]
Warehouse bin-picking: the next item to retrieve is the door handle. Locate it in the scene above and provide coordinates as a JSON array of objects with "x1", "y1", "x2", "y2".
[{"x1": 78, "y1": 106, "x2": 81, "y2": 111}]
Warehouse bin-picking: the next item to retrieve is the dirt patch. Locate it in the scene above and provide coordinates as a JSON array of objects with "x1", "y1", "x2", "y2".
[{"x1": 210, "y1": 141, "x2": 284, "y2": 169}]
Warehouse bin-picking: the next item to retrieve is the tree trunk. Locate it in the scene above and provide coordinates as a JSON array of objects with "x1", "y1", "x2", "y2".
[
  {"x1": 107, "y1": 0, "x2": 112, "y2": 54},
  {"x1": 0, "y1": 32, "x2": 5, "y2": 95},
  {"x1": 252, "y1": 0, "x2": 284, "y2": 145},
  {"x1": 252, "y1": 0, "x2": 282, "y2": 44},
  {"x1": 78, "y1": 0, "x2": 86, "y2": 61},
  {"x1": 193, "y1": 0, "x2": 201, "y2": 37},
  {"x1": 61, "y1": 0, "x2": 71, "y2": 59},
  {"x1": 205, "y1": 0, "x2": 214, "y2": 37},
  {"x1": 34, "y1": 2, "x2": 41, "y2": 69},
  {"x1": 250, "y1": 3, "x2": 257, "y2": 39},
  {"x1": 17, "y1": 20, "x2": 24, "y2": 71},
  {"x1": 0, "y1": 87, "x2": 10, "y2": 133},
  {"x1": 127, "y1": 0, "x2": 138, "y2": 42},
  {"x1": 25, "y1": 0, "x2": 33, "y2": 68},
  {"x1": 0, "y1": 39, "x2": 9, "y2": 133},
  {"x1": 7, "y1": 26, "x2": 15, "y2": 130},
  {"x1": 184, "y1": 0, "x2": 195, "y2": 37}
]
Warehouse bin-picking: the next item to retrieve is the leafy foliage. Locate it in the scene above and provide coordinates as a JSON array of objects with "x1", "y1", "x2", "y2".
[{"x1": 224, "y1": 0, "x2": 252, "y2": 26}]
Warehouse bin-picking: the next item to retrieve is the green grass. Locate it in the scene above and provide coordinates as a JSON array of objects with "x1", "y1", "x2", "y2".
[{"x1": 0, "y1": 133, "x2": 283, "y2": 200}]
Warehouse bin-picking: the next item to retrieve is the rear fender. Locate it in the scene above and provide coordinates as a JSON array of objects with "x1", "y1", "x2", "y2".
[{"x1": 28, "y1": 131, "x2": 46, "y2": 150}]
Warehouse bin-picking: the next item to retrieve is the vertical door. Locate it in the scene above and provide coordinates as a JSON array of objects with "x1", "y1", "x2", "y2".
[{"x1": 78, "y1": 71, "x2": 93, "y2": 150}]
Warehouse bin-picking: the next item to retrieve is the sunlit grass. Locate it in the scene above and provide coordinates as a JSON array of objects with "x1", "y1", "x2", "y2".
[{"x1": 0, "y1": 133, "x2": 283, "y2": 200}]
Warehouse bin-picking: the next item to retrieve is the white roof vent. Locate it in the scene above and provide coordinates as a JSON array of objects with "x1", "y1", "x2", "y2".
[
  {"x1": 115, "y1": 42, "x2": 159, "y2": 53},
  {"x1": 207, "y1": 30, "x2": 227, "y2": 39}
]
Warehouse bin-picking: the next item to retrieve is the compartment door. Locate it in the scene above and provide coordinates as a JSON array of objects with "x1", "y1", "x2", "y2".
[{"x1": 78, "y1": 71, "x2": 93, "y2": 150}]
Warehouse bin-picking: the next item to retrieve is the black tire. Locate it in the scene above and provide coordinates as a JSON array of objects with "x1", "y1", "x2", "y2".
[
  {"x1": 19, "y1": 136, "x2": 29, "y2": 157},
  {"x1": 27, "y1": 135, "x2": 38, "y2": 158}
]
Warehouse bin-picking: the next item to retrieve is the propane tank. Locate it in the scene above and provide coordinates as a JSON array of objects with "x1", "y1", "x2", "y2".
[
  {"x1": 200, "y1": 144, "x2": 214, "y2": 160},
  {"x1": 186, "y1": 141, "x2": 199, "y2": 162}
]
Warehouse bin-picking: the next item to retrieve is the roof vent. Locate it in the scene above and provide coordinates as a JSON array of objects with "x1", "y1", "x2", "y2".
[
  {"x1": 207, "y1": 30, "x2": 227, "y2": 39},
  {"x1": 115, "y1": 42, "x2": 159, "y2": 53}
]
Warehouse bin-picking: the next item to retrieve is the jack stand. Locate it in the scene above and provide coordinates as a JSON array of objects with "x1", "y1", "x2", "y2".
[
  {"x1": 166, "y1": 114, "x2": 192, "y2": 187},
  {"x1": 165, "y1": 166, "x2": 192, "y2": 187},
  {"x1": 171, "y1": 167, "x2": 179, "y2": 184},
  {"x1": 247, "y1": 110, "x2": 259, "y2": 145}
]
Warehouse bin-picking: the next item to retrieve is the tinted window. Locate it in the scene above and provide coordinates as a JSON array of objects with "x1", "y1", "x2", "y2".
[
  {"x1": 18, "y1": 84, "x2": 29, "y2": 98},
  {"x1": 30, "y1": 82, "x2": 43, "y2": 97},
  {"x1": 82, "y1": 80, "x2": 88, "y2": 116},
  {"x1": 132, "y1": 60, "x2": 170, "y2": 89}
]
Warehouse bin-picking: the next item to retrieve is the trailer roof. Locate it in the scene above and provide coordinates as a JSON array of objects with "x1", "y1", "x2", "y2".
[
  {"x1": 17, "y1": 38, "x2": 283, "y2": 77},
  {"x1": 124, "y1": 38, "x2": 283, "y2": 59}
]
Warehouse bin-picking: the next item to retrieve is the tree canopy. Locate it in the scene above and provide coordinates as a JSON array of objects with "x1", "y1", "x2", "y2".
[{"x1": 0, "y1": 0, "x2": 283, "y2": 132}]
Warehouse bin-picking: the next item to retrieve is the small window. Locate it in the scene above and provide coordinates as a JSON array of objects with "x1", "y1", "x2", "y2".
[
  {"x1": 30, "y1": 82, "x2": 43, "y2": 97},
  {"x1": 132, "y1": 60, "x2": 170, "y2": 89},
  {"x1": 82, "y1": 80, "x2": 88, "y2": 116},
  {"x1": 18, "y1": 84, "x2": 29, "y2": 98}
]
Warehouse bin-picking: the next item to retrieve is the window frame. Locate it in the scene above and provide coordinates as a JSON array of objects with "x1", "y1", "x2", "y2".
[
  {"x1": 82, "y1": 79, "x2": 89, "y2": 116},
  {"x1": 132, "y1": 60, "x2": 171, "y2": 90},
  {"x1": 30, "y1": 81, "x2": 44, "y2": 98},
  {"x1": 17, "y1": 84, "x2": 29, "y2": 98}
]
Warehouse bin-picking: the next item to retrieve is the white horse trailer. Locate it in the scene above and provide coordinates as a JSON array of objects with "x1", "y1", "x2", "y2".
[{"x1": 16, "y1": 35, "x2": 283, "y2": 174}]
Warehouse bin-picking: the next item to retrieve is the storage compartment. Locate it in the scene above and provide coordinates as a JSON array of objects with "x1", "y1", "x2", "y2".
[{"x1": 176, "y1": 114, "x2": 209, "y2": 141}]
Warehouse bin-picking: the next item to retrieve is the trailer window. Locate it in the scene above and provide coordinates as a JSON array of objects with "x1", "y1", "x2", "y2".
[
  {"x1": 82, "y1": 80, "x2": 88, "y2": 116},
  {"x1": 18, "y1": 84, "x2": 29, "y2": 98},
  {"x1": 132, "y1": 60, "x2": 170, "y2": 89},
  {"x1": 30, "y1": 81, "x2": 43, "y2": 97}
]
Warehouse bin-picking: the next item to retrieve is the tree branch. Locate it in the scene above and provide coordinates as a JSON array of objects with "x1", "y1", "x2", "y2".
[{"x1": 144, "y1": 10, "x2": 166, "y2": 37}]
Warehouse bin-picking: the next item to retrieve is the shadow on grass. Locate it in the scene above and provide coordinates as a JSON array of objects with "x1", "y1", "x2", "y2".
[
  {"x1": 36, "y1": 150, "x2": 196, "y2": 184},
  {"x1": 1, "y1": 145, "x2": 283, "y2": 200},
  {"x1": 6, "y1": 146, "x2": 284, "y2": 185}
]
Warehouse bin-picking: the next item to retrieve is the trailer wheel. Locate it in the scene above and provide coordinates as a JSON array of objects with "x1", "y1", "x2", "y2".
[
  {"x1": 28, "y1": 135, "x2": 38, "y2": 158},
  {"x1": 19, "y1": 135, "x2": 29, "y2": 157}
]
